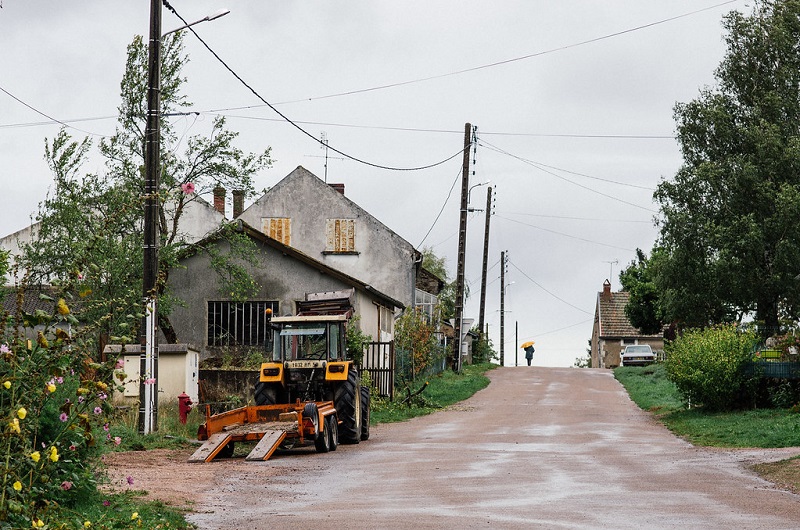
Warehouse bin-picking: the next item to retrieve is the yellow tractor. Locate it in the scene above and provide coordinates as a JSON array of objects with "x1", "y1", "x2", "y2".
[
  {"x1": 190, "y1": 290, "x2": 370, "y2": 463},
  {"x1": 254, "y1": 290, "x2": 370, "y2": 445}
]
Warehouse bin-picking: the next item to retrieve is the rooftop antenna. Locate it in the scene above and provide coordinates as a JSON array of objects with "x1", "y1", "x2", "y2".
[
  {"x1": 603, "y1": 259, "x2": 619, "y2": 286},
  {"x1": 320, "y1": 131, "x2": 329, "y2": 183},
  {"x1": 304, "y1": 132, "x2": 344, "y2": 182}
]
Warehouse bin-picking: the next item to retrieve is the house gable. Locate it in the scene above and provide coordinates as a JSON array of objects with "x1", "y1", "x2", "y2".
[{"x1": 237, "y1": 166, "x2": 419, "y2": 307}]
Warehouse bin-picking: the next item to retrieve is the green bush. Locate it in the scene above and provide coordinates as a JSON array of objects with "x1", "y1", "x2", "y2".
[{"x1": 664, "y1": 324, "x2": 760, "y2": 411}]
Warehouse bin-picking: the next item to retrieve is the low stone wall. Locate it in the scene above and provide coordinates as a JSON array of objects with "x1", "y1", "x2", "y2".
[{"x1": 199, "y1": 369, "x2": 259, "y2": 404}]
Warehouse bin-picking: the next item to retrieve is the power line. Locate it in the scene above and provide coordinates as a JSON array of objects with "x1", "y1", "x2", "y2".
[
  {"x1": 417, "y1": 165, "x2": 464, "y2": 247},
  {"x1": 229, "y1": 1, "x2": 740, "y2": 106},
  {"x1": 0, "y1": 84, "x2": 109, "y2": 138},
  {"x1": 495, "y1": 215, "x2": 636, "y2": 252},
  {"x1": 479, "y1": 140, "x2": 659, "y2": 213},
  {"x1": 162, "y1": 0, "x2": 465, "y2": 173},
  {"x1": 509, "y1": 260, "x2": 592, "y2": 315},
  {"x1": 500, "y1": 211, "x2": 651, "y2": 224}
]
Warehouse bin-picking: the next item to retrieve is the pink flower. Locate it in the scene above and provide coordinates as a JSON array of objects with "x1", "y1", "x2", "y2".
[
  {"x1": 144, "y1": 378, "x2": 156, "y2": 385},
  {"x1": 61, "y1": 481, "x2": 73, "y2": 491},
  {"x1": 0, "y1": 344, "x2": 9, "y2": 354},
  {"x1": 181, "y1": 182, "x2": 196, "y2": 195},
  {"x1": 93, "y1": 407, "x2": 102, "y2": 415},
  {"x1": 69, "y1": 444, "x2": 77, "y2": 451},
  {"x1": 126, "y1": 476, "x2": 134, "y2": 486},
  {"x1": 98, "y1": 392, "x2": 107, "y2": 401},
  {"x1": 115, "y1": 359, "x2": 125, "y2": 369},
  {"x1": 103, "y1": 423, "x2": 110, "y2": 432},
  {"x1": 59, "y1": 413, "x2": 68, "y2": 422},
  {"x1": 103, "y1": 500, "x2": 110, "y2": 507},
  {"x1": 114, "y1": 436, "x2": 121, "y2": 446}
]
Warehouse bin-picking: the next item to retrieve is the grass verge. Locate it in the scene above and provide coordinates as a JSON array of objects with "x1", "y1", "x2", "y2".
[
  {"x1": 615, "y1": 364, "x2": 800, "y2": 493},
  {"x1": 371, "y1": 362, "x2": 496, "y2": 424}
]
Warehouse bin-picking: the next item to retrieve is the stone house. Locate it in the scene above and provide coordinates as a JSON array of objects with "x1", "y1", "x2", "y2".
[
  {"x1": 236, "y1": 166, "x2": 421, "y2": 335},
  {"x1": 167, "y1": 220, "x2": 404, "y2": 361},
  {"x1": 591, "y1": 280, "x2": 664, "y2": 368}
]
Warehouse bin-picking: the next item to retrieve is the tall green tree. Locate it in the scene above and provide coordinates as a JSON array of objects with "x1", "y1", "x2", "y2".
[
  {"x1": 21, "y1": 33, "x2": 272, "y2": 348},
  {"x1": 655, "y1": 0, "x2": 800, "y2": 333},
  {"x1": 619, "y1": 248, "x2": 664, "y2": 335},
  {"x1": 421, "y1": 246, "x2": 458, "y2": 320}
]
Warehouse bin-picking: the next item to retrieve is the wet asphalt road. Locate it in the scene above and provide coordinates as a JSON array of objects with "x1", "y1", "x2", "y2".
[{"x1": 187, "y1": 367, "x2": 800, "y2": 529}]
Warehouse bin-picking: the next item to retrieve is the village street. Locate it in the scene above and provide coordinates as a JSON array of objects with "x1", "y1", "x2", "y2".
[{"x1": 140, "y1": 367, "x2": 799, "y2": 529}]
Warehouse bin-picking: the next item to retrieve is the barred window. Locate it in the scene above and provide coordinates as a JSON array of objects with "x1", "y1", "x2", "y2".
[{"x1": 207, "y1": 301, "x2": 278, "y2": 347}]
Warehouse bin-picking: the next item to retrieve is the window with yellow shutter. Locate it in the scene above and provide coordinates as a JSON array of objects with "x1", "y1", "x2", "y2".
[
  {"x1": 261, "y1": 218, "x2": 291, "y2": 245},
  {"x1": 324, "y1": 219, "x2": 357, "y2": 254}
]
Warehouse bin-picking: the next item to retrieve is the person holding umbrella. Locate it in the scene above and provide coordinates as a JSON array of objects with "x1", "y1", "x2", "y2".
[{"x1": 521, "y1": 341, "x2": 535, "y2": 366}]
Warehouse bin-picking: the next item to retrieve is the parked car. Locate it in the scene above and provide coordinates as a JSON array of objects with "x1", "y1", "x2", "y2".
[{"x1": 620, "y1": 344, "x2": 655, "y2": 366}]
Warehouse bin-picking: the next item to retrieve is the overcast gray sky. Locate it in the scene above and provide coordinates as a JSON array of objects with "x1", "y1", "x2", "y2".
[{"x1": 1, "y1": 1, "x2": 743, "y2": 366}]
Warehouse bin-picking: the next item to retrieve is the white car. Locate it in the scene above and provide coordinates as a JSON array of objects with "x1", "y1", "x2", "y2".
[{"x1": 620, "y1": 345, "x2": 655, "y2": 367}]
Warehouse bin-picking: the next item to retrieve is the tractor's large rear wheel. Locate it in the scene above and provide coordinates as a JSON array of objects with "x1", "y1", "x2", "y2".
[
  {"x1": 334, "y1": 368, "x2": 361, "y2": 444},
  {"x1": 254, "y1": 382, "x2": 278, "y2": 406},
  {"x1": 360, "y1": 385, "x2": 371, "y2": 441}
]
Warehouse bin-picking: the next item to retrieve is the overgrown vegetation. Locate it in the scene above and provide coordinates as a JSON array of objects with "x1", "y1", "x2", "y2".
[{"x1": 664, "y1": 324, "x2": 761, "y2": 410}]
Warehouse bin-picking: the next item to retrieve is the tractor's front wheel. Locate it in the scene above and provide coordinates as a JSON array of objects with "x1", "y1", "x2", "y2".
[
  {"x1": 360, "y1": 385, "x2": 371, "y2": 441},
  {"x1": 334, "y1": 368, "x2": 361, "y2": 444},
  {"x1": 254, "y1": 382, "x2": 278, "y2": 406}
]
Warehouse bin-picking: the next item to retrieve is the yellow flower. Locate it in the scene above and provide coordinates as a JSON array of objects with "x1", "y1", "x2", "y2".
[
  {"x1": 9, "y1": 418, "x2": 20, "y2": 434},
  {"x1": 47, "y1": 383, "x2": 56, "y2": 393},
  {"x1": 32, "y1": 518, "x2": 44, "y2": 528},
  {"x1": 30, "y1": 451, "x2": 40, "y2": 463},
  {"x1": 96, "y1": 381, "x2": 108, "y2": 391},
  {"x1": 49, "y1": 446, "x2": 59, "y2": 462},
  {"x1": 3, "y1": 381, "x2": 10, "y2": 389},
  {"x1": 17, "y1": 407, "x2": 27, "y2": 420},
  {"x1": 57, "y1": 298, "x2": 70, "y2": 316},
  {"x1": 131, "y1": 512, "x2": 139, "y2": 520},
  {"x1": 84, "y1": 522, "x2": 92, "y2": 528},
  {"x1": 12, "y1": 481, "x2": 21, "y2": 491}
]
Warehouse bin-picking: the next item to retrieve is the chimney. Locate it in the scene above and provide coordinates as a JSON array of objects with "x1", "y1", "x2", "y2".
[
  {"x1": 329, "y1": 183, "x2": 345, "y2": 195},
  {"x1": 601, "y1": 279, "x2": 612, "y2": 299},
  {"x1": 232, "y1": 189, "x2": 244, "y2": 218},
  {"x1": 213, "y1": 185, "x2": 226, "y2": 216}
]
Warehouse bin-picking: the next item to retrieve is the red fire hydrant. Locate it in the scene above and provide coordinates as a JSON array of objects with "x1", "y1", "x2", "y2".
[{"x1": 178, "y1": 392, "x2": 193, "y2": 424}]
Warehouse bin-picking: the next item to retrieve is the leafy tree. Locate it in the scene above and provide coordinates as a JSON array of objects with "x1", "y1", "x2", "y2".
[
  {"x1": 421, "y1": 246, "x2": 456, "y2": 320},
  {"x1": 395, "y1": 307, "x2": 442, "y2": 380},
  {"x1": 619, "y1": 248, "x2": 664, "y2": 335},
  {"x1": 655, "y1": 0, "x2": 800, "y2": 334},
  {"x1": 20, "y1": 33, "x2": 272, "y2": 348}
]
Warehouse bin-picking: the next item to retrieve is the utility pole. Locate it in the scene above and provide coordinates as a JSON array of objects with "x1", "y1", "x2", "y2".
[
  {"x1": 140, "y1": 0, "x2": 162, "y2": 434},
  {"x1": 477, "y1": 186, "x2": 493, "y2": 342},
  {"x1": 499, "y1": 250, "x2": 505, "y2": 367},
  {"x1": 452, "y1": 123, "x2": 473, "y2": 372},
  {"x1": 515, "y1": 320, "x2": 519, "y2": 367}
]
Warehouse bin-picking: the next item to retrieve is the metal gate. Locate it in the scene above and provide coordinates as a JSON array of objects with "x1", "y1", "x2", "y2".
[{"x1": 362, "y1": 341, "x2": 394, "y2": 400}]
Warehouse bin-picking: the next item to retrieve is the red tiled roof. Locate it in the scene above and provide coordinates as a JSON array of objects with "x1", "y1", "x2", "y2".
[{"x1": 596, "y1": 290, "x2": 660, "y2": 339}]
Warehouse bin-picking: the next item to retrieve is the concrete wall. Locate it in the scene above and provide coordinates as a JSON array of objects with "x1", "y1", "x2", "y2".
[{"x1": 238, "y1": 166, "x2": 418, "y2": 309}]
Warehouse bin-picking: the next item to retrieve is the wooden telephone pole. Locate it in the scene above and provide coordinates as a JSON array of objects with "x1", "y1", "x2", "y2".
[{"x1": 452, "y1": 123, "x2": 474, "y2": 372}]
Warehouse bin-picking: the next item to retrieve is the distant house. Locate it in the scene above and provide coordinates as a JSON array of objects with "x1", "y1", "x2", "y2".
[
  {"x1": 591, "y1": 280, "x2": 663, "y2": 368},
  {"x1": 236, "y1": 166, "x2": 421, "y2": 328}
]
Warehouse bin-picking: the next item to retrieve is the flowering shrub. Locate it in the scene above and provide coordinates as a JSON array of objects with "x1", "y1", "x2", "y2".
[
  {"x1": 664, "y1": 324, "x2": 760, "y2": 411},
  {"x1": 0, "y1": 287, "x2": 131, "y2": 527}
]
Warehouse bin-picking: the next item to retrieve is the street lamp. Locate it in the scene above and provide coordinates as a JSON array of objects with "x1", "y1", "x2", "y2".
[
  {"x1": 162, "y1": 9, "x2": 230, "y2": 37},
  {"x1": 139, "y1": 1, "x2": 229, "y2": 434},
  {"x1": 467, "y1": 180, "x2": 490, "y2": 211}
]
